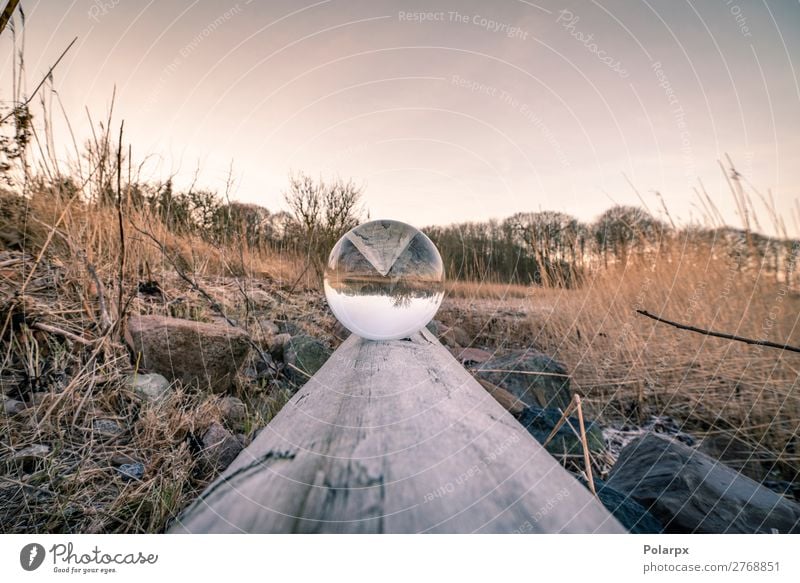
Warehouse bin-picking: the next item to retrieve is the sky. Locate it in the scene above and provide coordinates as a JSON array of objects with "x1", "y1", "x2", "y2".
[{"x1": 2, "y1": 0, "x2": 799, "y2": 235}]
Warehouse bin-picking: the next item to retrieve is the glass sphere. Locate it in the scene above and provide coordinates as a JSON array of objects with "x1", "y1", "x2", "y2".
[{"x1": 324, "y1": 219, "x2": 445, "y2": 340}]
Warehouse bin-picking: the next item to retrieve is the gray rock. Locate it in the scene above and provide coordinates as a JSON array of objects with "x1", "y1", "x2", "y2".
[
  {"x1": 110, "y1": 453, "x2": 140, "y2": 466},
  {"x1": 92, "y1": 418, "x2": 122, "y2": 438},
  {"x1": 284, "y1": 335, "x2": 331, "y2": 382},
  {"x1": 202, "y1": 422, "x2": 243, "y2": 471},
  {"x1": 117, "y1": 462, "x2": 145, "y2": 481},
  {"x1": 126, "y1": 372, "x2": 171, "y2": 403},
  {"x1": 517, "y1": 405, "x2": 605, "y2": 456},
  {"x1": 12, "y1": 444, "x2": 50, "y2": 462},
  {"x1": 583, "y1": 477, "x2": 663, "y2": 534},
  {"x1": 218, "y1": 396, "x2": 246, "y2": 432},
  {"x1": 125, "y1": 315, "x2": 251, "y2": 392},
  {"x1": 3, "y1": 397, "x2": 27, "y2": 416},
  {"x1": 699, "y1": 432, "x2": 772, "y2": 482},
  {"x1": 473, "y1": 350, "x2": 572, "y2": 410},
  {"x1": 607, "y1": 433, "x2": 800, "y2": 533}
]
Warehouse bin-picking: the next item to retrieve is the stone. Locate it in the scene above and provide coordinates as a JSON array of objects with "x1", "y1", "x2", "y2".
[
  {"x1": 607, "y1": 433, "x2": 800, "y2": 533},
  {"x1": 12, "y1": 444, "x2": 50, "y2": 462},
  {"x1": 3, "y1": 397, "x2": 27, "y2": 416},
  {"x1": 476, "y1": 378, "x2": 525, "y2": 415},
  {"x1": 117, "y1": 462, "x2": 145, "y2": 481},
  {"x1": 202, "y1": 422, "x2": 243, "y2": 471},
  {"x1": 218, "y1": 396, "x2": 246, "y2": 432},
  {"x1": 473, "y1": 350, "x2": 572, "y2": 411},
  {"x1": 450, "y1": 347, "x2": 493, "y2": 365},
  {"x1": 110, "y1": 453, "x2": 140, "y2": 466},
  {"x1": 126, "y1": 372, "x2": 171, "y2": 403},
  {"x1": 517, "y1": 405, "x2": 605, "y2": 456},
  {"x1": 284, "y1": 335, "x2": 332, "y2": 382},
  {"x1": 698, "y1": 432, "x2": 772, "y2": 481},
  {"x1": 92, "y1": 418, "x2": 122, "y2": 439},
  {"x1": 582, "y1": 477, "x2": 663, "y2": 534},
  {"x1": 125, "y1": 314, "x2": 251, "y2": 392}
]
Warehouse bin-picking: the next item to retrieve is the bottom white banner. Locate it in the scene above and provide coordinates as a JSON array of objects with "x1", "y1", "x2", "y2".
[{"x1": 1, "y1": 534, "x2": 797, "y2": 582}]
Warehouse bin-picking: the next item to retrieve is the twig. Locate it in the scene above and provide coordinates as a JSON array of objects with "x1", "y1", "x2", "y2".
[
  {"x1": 636, "y1": 309, "x2": 800, "y2": 354},
  {"x1": 115, "y1": 120, "x2": 125, "y2": 326},
  {"x1": 475, "y1": 368, "x2": 570, "y2": 378},
  {"x1": 32, "y1": 322, "x2": 94, "y2": 346},
  {"x1": 0, "y1": 0, "x2": 20, "y2": 37},
  {"x1": 574, "y1": 394, "x2": 596, "y2": 497},
  {"x1": 0, "y1": 36, "x2": 77, "y2": 124},
  {"x1": 542, "y1": 399, "x2": 577, "y2": 448}
]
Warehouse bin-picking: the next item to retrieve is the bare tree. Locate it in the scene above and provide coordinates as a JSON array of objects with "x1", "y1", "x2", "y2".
[{"x1": 284, "y1": 172, "x2": 365, "y2": 279}]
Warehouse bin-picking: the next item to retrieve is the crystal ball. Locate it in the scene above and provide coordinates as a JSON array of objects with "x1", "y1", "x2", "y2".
[{"x1": 324, "y1": 219, "x2": 445, "y2": 340}]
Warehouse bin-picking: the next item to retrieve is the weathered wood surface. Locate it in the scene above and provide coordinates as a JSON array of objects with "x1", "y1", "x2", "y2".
[{"x1": 171, "y1": 329, "x2": 625, "y2": 533}]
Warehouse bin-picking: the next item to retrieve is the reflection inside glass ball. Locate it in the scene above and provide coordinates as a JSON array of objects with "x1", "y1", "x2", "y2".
[{"x1": 324, "y1": 219, "x2": 445, "y2": 341}]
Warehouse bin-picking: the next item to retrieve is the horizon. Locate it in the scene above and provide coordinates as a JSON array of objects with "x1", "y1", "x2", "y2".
[{"x1": 1, "y1": 0, "x2": 799, "y2": 236}]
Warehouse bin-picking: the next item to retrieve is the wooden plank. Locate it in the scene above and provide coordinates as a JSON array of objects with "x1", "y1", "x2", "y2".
[{"x1": 170, "y1": 329, "x2": 625, "y2": 533}]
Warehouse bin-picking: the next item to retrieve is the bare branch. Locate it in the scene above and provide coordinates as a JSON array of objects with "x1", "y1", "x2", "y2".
[{"x1": 636, "y1": 309, "x2": 800, "y2": 354}]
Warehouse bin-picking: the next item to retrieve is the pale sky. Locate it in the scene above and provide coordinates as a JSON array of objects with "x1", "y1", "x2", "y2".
[{"x1": 3, "y1": 0, "x2": 799, "y2": 235}]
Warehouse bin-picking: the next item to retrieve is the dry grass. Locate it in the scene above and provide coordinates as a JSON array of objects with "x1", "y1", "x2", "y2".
[
  {"x1": 0, "y1": 186, "x2": 322, "y2": 533},
  {"x1": 442, "y1": 238, "x2": 800, "y2": 490}
]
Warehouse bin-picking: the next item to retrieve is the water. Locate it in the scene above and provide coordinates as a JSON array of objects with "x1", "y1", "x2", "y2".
[{"x1": 324, "y1": 220, "x2": 445, "y2": 341}]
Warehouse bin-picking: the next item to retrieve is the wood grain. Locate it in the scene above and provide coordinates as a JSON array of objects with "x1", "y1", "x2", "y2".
[{"x1": 171, "y1": 329, "x2": 625, "y2": 533}]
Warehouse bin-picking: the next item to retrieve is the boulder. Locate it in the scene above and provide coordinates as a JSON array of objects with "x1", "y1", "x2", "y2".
[
  {"x1": 476, "y1": 378, "x2": 525, "y2": 415},
  {"x1": 125, "y1": 315, "x2": 250, "y2": 392},
  {"x1": 698, "y1": 432, "x2": 772, "y2": 481},
  {"x1": 474, "y1": 350, "x2": 572, "y2": 411},
  {"x1": 218, "y1": 396, "x2": 247, "y2": 432},
  {"x1": 586, "y1": 478, "x2": 663, "y2": 534},
  {"x1": 201, "y1": 422, "x2": 243, "y2": 471},
  {"x1": 517, "y1": 405, "x2": 605, "y2": 456},
  {"x1": 126, "y1": 372, "x2": 171, "y2": 403},
  {"x1": 607, "y1": 433, "x2": 800, "y2": 533},
  {"x1": 284, "y1": 335, "x2": 331, "y2": 382}
]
